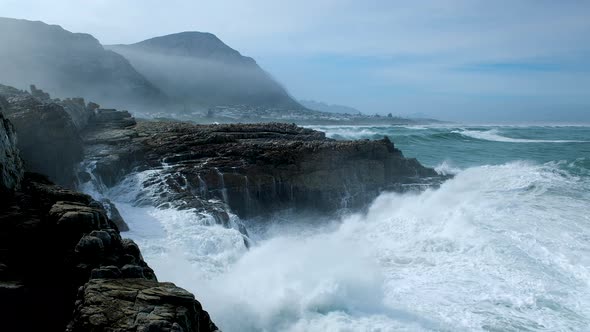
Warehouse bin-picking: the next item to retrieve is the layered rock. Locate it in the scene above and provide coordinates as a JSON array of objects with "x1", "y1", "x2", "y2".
[
  {"x1": 0, "y1": 172, "x2": 218, "y2": 331},
  {"x1": 68, "y1": 279, "x2": 218, "y2": 332},
  {"x1": 0, "y1": 97, "x2": 218, "y2": 332},
  {"x1": 83, "y1": 114, "x2": 442, "y2": 219},
  {"x1": 0, "y1": 85, "x2": 84, "y2": 186}
]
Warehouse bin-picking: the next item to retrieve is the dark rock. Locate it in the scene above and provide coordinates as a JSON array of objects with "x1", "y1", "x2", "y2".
[
  {"x1": 90, "y1": 265, "x2": 121, "y2": 279},
  {"x1": 121, "y1": 264, "x2": 145, "y2": 278},
  {"x1": 30, "y1": 84, "x2": 51, "y2": 101},
  {"x1": 0, "y1": 173, "x2": 216, "y2": 331},
  {"x1": 77, "y1": 171, "x2": 92, "y2": 183},
  {"x1": 98, "y1": 198, "x2": 129, "y2": 231},
  {"x1": 0, "y1": 110, "x2": 24, "y2": 191},
  {"x1": 67, "y1": 279, "x2": 219, "y2": 332},
  {"x1": 75, "y1": 235, "x2": 105, "y2": 257},
  {"x1": 84, "y1": 117, "x2": 444, "y2": 219},
  {"x1": 89, "y1": 230, "x2": 113, "y2": 248},
  {"x1": 0, "y1": 87, "x2": 84, "y2": 186}
]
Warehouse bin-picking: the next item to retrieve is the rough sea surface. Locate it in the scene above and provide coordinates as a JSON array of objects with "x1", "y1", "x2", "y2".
[{"x1": 86, "y1": 125, "x2": 590, "y2": 332}]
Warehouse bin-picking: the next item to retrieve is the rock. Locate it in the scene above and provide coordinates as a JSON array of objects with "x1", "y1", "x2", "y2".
[
  {"x1": 90, "y1": 266, "x2": 121, "y2": 279},
  {"x1": 30, "y1": 84, "x2": 51, "y2": 101},
  {"x1": 75, "y1": 235, "x2": 105, "y2": 257},
  {"x1": 0, "y1": 87, "x2": 84, "y2": 186},
  {"x1": 84, "y1": 117, "x2": 445, "y2": 219},
  {"x1": 0, "y1": 173, "x2": 214, "y2": 331},
  {"x1": 67, "y1": 279, "x2": 219, "y2": 332},
  {"x1": 98, "y1": 198, "x2": 129, "y2": 231},
  {"x1": 0, "y1": 110, "x2": 24, "y2": 191},
  {"x1": 77, "y1": 171, "x2": 92, "y2": 183},
  {"x1": 121, "y1": 264, "x2": 145, "y2": 278},
  {"x1": 59, "y1": 97, "x2": 95, "y2": 130}
]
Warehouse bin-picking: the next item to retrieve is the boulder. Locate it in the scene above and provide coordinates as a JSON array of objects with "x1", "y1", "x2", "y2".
[
  {"x1": 67, "y1": 278, "x2": 219, "y2": 332},
  {"x1": 0, "y1": 174, "x2": 215, "y2": 331}
]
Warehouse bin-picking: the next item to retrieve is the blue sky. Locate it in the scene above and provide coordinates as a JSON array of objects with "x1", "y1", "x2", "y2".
[{"x1": 2, "y1": 0, "x2": 590, "y2": 122}]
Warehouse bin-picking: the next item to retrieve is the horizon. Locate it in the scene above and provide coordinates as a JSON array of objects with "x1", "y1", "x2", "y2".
[{"x1": 2, "y1": 1, "x2": 590, "y2": 122}]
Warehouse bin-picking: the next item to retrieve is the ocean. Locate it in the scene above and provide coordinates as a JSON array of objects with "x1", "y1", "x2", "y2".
[{"x1": 83, "y1": 125, "x2": 590, "y2": 331}]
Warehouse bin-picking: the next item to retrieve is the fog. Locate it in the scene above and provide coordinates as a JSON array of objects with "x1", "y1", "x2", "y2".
[
  {"x1": 107, "y1": 43, "x2": 300, "y2": 110},
  {"x1": 2, "y1": 0, "x2": 590, "y2": 122},
  {"x1": 0, "y1": 17, "x2": 166, "y2": 110}
]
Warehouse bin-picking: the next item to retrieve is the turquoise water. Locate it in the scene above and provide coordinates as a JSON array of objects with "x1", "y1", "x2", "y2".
[
  {"x1": 308, "y1": 125, "x2": 590, "y2": 170},
  {"x1": 89, "y1": 124, "x2": 590, "y2": 332}
]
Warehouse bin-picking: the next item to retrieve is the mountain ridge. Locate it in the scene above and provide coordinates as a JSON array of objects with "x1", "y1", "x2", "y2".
[
  {"x1": 108, "y1": 32, "x2": 303, "y2": 109},
  {"x1": 0, "y1": 17, "x2": 167, "y2": 109}
]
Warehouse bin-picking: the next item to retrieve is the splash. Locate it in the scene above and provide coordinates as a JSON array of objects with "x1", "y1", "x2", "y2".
[{"x1": 96, "y1": 159, "x2": 590, "y2": 331}]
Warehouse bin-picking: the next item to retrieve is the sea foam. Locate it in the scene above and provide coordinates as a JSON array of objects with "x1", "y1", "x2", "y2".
[{"x1": 91, "y1": 158, "x2": 590, "y2": 331}]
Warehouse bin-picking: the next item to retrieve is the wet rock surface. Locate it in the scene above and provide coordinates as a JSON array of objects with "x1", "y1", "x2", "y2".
[
  {"x1": 0, "y1": 173, "x2": 217, "y2": 332},
  {"x1": 0, "y1": 109, "x2": 24, "y2": 191},
  {"x1": 67, "y1": 278, "x2": 219, "y2": 332},
  {"x1": 83, "y1": 116, "x2": 443, "y2": 219},
  {"x1": 0, "y1": 85, "x2": 86, "y2": 186}
]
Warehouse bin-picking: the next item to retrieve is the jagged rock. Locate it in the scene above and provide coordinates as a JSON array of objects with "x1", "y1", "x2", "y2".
[
  {"x1": 30, "y1": 84, "x2": 51, "y2": 101},
  {"x1": 0, "y1": 173, "x2": 215, "y2": 331},
  {"x1": 59, "y1": 97, "x2": 95, "y2": 130},
  {"x1": 0, "y1": 88, "x2": 84, "y2": 186},
  {"x1": 98, "y1": 198, "x2": 129, "y2": 231},
  {"x1": 67, "y1": 278, "x2": 219, "y2": 332},
  {"x1": 0, "y1": 110, "x2": 24, "y2": 191},
  {"x1": 84, "y1": 116, "x2": 444, "y2": 219}
]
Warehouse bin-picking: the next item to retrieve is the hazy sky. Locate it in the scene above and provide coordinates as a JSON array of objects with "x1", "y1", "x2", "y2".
[{"x1": 3, "y1": 0, "x2": 590, "y2": 121}]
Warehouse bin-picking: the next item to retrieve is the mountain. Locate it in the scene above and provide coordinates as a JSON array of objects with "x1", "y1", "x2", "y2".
[
  {"x1": 108, "y1": 32, "x2": 302, "y2": 109},
  {"x1": 0, "y1": 17, "x2": 166, "y2": 109},
  {"x1": 299, "y1": 99, "x2": 362, "y2": 114}
]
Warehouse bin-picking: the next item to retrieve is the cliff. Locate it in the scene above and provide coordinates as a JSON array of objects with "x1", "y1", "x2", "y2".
[
  {"x1": 108, "y1": 32, "x2": 302, "y2": 110},
  {"x1": 0, "y1": 110, "x2": 218, "y2": 331},
  {"x1": 0, "y1": 107, "x2": 23, "y2": 191}
]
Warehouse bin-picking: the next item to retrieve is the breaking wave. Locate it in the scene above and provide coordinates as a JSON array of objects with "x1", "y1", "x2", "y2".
[
  {"x1": 91, "y1": 158, "x2": 590, "y2": 331},
  {"x1": 454, "y1": 129, "x2": 589, "y2": 143}
]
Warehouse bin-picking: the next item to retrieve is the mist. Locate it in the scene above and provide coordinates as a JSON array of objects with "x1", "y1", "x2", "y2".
[
  {"x1": 107, "y1": 42, "x2": 301, "y2": 111},
  {"x1": 0, "y1": 17, "x2": 168, "y2": 111}
]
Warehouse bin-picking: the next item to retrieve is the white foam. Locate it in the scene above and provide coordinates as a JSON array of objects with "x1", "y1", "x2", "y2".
[
  {"x1": 88, "y1": 160, "x2": 590, "y2": 331},
  {"x1": 454, "y1": 129, "x2": 589, "y2": 143}
]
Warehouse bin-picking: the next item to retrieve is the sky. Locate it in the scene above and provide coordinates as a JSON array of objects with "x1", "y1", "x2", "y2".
[{"x1": 2, "y1": 0, "x2": 590, "y2": 122}]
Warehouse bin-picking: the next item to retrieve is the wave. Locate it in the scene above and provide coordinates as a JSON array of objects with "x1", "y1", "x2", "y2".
[
  {"x1": 454, "y1": 129, "x2": 589, "y2": 143},
  {"x1": 91, "y1": 159, "x2": 590, "y2": 332}
]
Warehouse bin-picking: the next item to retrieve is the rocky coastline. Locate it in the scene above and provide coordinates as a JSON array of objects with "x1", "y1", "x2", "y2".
[
  {"x1": 0, "y1": 84, "x2": 445, "y2": 331},
  {"x1": 82, "y1": 108, "x2": 443, "y2": 221}
]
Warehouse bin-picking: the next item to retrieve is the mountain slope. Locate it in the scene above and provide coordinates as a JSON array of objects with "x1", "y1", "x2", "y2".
[
  {"x1": 0, "y1": 17, "x2": 166, "y2": 109},
  {"x1": 108, "y1": 32, "x2": 302, "y2": 109}
]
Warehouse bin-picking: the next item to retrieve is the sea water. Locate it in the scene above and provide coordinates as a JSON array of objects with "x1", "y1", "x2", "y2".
[{"x1": 87, "y1": 125, "x2": 590, "y2": 331}]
